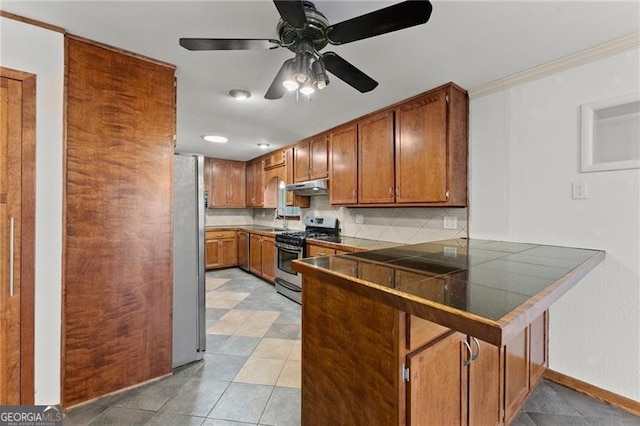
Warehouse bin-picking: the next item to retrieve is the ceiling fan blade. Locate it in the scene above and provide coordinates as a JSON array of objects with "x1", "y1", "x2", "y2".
[
  {"x1": 326, "y1": 0, "x2": 433, "y2": 45},
  {"x1": 265, "y1": 60, "x2": 292, "y2": 100},
  {"x1": 179, "y1": 38, "x2": 281, "y2": 51},
  {"x1": 273, "y1": 0, "x2": 307, "y2": 30},
  {"x1": 321, "y1": 52, "x2": 378, "y2": 93}
]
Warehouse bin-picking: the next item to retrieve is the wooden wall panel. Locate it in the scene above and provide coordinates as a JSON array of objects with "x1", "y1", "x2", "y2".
[{"x1": 64, "y1": 36, "x2": 175, "y2": 407}]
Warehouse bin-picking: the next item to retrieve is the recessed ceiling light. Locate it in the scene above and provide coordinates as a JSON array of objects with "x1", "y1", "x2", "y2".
[
  {"x1": 257, "y1": 143, "x2": 271, "y2": 149},
  {"x1": 202, "y1": 135, "x2": 228, "y2": 143},
  {"x1": 229, "y1": 89, "x2": 251, "y2": 101}
]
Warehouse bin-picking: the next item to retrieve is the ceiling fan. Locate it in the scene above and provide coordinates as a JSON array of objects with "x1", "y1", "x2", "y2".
[{"x1": 179, "y1": 0, "x2": 433, "y2": 100}]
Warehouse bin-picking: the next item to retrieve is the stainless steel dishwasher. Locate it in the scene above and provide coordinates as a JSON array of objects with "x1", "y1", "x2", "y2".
[{"x1": 237, "y1": 230, "x2": 250, "y2": 271}]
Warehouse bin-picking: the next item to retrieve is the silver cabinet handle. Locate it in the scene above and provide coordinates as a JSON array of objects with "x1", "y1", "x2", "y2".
[
  {"x1": 9, "y1": 216, "x2": 15, "y2": 297},
  {"x1": 389, "y1": 187, "x2": 393, "y2": 196},
  {"x1": 463, "y1": 339, "x2": 472, "y2": 366},
  {"x1": 396, "y1": 187, "x2": 400, "y2": 196},
  {"x1": 471, "y1": 337, "x2": 480, "y2": 361}
]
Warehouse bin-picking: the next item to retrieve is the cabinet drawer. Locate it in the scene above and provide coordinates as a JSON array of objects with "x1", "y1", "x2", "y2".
[
  {"x1": 307, "y1": 244, "x2": 336, "y2": 257},
  {"x1": 407, "y1": 315, "x2": 450, "y2": 353},
  {"x1": 206, "y1": 229, "x2": 236, "y2": 240}
]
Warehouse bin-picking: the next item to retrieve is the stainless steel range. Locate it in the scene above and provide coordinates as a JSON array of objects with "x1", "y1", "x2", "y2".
[{"x1": 275, "y1": 215, "x2": 339, "y2": 304}]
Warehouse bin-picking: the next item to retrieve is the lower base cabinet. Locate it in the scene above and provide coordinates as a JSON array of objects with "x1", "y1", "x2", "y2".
[
  {"x1": 249, "y1": 233, "x2": 276, "y2": 283},
  {"x1": 302, "y1": 273, "x2": 548, "y2": 425},
  {"x1": 408, "y1": 313, "x2": 547, "y2": 426},
  {"x1": 205, "y1": 229, "x2": 238, "y2": 269}
]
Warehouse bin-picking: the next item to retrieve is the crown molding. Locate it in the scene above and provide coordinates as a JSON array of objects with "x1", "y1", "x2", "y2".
[{"x1": 469, "y1": 32, "x2": 640, "y2": 99}]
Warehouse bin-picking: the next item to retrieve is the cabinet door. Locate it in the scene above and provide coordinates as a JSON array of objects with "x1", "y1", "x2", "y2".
[
  {"x1": 246, "y1": 160, "x2": 264, "y2": 207},
  {"x1": 227, "y1": 161, "x2": 246, "y2": 207},
  {"x1": 529, "y1": 311, "x2": 548, "y2": 388},
  {"x1": 261, "y1": 236, "x2": 276, "y2": 283},
  {"x1": 358, "y1": 110, "x2": 395, "y2": 204},
  {"x1": 504, "y1": 327, "x2": 529, "y2": 424},
  {"x1": 309, "y1": 134, "x2": 328, "y2": 179},
  {"x1": 210, "y1": 159, "x2": 230, "y2": 207},
  {"x1": 249, "y1": 234, "x2": 262, "y2": 275},
  {"x1": 468, "y1": 338, "x2": 502, "y2": 426},
  {"x1": 205, "y1": 239, "x2": 221, "y2": 269},
  {"x1": 220, "y1": 238, "x2": 238, "y2": 267},
  {"x1": 294, "y1": 140, "x2": 310, "y2": 182},
  {"x1": 407, "y1": 331, "x2": 467, "y2": 426},
  {"x1": 329, "y1": 124, "x2": 357, "y2": 204},
  {"x1": 396, "y1": 90, "x2": 448, "y2": 203}
]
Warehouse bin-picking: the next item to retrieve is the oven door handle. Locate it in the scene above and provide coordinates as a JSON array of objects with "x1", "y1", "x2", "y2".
[{"x1": 275, "y1": 278, "x2": 302, "y2": 293}]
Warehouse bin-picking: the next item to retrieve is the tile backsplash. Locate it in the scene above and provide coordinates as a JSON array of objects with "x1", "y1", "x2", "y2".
[{"x1": 206, "y1": 196, "x2": 468, "y2": 245}]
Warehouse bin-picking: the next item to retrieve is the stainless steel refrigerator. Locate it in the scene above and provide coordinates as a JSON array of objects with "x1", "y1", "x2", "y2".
[{"x1": 172, "y1": 154, "x2": 206, "y2": 367}]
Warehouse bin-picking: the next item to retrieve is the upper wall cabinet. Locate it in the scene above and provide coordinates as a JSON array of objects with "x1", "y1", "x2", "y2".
[
  {"x1": 264, "y1": 149, "x2": 286, "y2": 170},
  {"x1": 294, "y1": 133, "x2": 329, "y2": 182},
  {"x1": 358, "y1": 110, "x2": 395, "y2": 204},
  {"x1": 328, "y1": 82, "x2": 468, "y2": 207},
  {"x1": 246, "y1": 157, "x2": 265, "y2": 207},
  {"x1": 205, "y1": 158, "x2": 246, "y2": 208},
  {"x1": 329, "y1": 124, "x2": 358, "y2": 205}
]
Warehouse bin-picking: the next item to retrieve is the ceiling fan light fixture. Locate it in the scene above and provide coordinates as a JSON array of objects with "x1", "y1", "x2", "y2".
[
  {"x1": 311, "y1": 59, "x2": 329, "y2": 90},
  {"x1": 229, "y1": 89, "x2": 251, "y2": 100},
  {"x1": 292, "y1": 51, "x2": 312, "y2": 84},
  {"x1": 282, "y1": 79, "x2": 299, "y2": 91},
  {"x1": 300, "y1": 83, "x2": 315, "y2": 96}
]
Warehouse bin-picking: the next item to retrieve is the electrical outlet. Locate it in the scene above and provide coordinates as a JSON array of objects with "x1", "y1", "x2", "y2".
[
  {"x1": 443, "y1": 246, "x2": 458, "y2": 257},
  {"x1": 355, "y1": 214, "x2": 364, "y2": 224},
  {"x1": 261, "y1": 211, "x2": 266, "y2": 218},
  {"x1": 572, "y1": 182, "x2": 588, "y2": 199},
  {"x1": 443, "y1": 216, "x2": 457, "y2": 230}
]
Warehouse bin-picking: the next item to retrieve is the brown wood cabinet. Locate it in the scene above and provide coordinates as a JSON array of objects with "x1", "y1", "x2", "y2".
[
  {"x1": 307, "y1": 244, "x2": 336, "y2": 258},
  {"x1": 205, "y1": 229, "x2": 238, "y2": 269},
  {"x1": 301, "y1": 266, "x2": 548, "y2": 425},
  {"x1": 284, "y1": 148, "x2": 310, "y2": 208},
  {"x1": 395, "y1": 91, "x2": 448, "y2": 203},
  {"x1": 326, "y1": 82, "x2": 468, "y2": 207},
  {"x1": 358, "y1": 109, "x2": 395, "y2": 204},
  {"x1": 249, "y1": 233, "x2": 276, "y2": 283},
  {"x1": 205, "y1": 158, "x2": 246, "y2": 208},
  {"x1": 504, "y1": 311, "x2": 548, "y2": 424},
  {"x1": 264, "y1": 149, "x2": 285, "y2": 169},
  {"x1": 246, "y1": 158, "x2": 264, "y2": 207},
  {"x1": 329, "y1": 124, "x2": 358, "y2": 205},
  {"x1": 294, "y1": 134, "x2": 328, "y2": 182},
  {"x1": 63, "y1": 36, "x2": 175, "y2": 407}
]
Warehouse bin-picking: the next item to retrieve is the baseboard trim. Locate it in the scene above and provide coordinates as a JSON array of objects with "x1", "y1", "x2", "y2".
[{"x1": 544, "y1": 369, "x2": 640, "y2": 417}]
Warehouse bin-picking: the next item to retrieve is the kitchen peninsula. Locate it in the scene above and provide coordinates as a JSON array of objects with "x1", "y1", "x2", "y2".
[{"x1": 293, "y1": 238, "x2": 604, "y2": 425}]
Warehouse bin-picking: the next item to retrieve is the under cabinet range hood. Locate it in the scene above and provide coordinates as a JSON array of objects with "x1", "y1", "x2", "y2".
[{"x1": 286, "y1": 179, "x2": 329, "y2": 196}]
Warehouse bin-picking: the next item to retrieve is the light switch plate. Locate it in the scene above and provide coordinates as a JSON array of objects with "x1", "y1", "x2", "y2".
[
  {"x1": 443, "y1": 216, "x2": 458, "y2": 229},
  {"x1": 355, "y1": 214, "x2": 364, "y2": 224}
]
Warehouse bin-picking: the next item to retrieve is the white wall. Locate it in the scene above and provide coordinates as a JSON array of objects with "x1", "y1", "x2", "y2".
[
  {"x1": 469, "y1": 48, "x2": 640, "y2": 400},
  {"x1": 0, "y1": 17, "x2": 64, "y2": 405}
]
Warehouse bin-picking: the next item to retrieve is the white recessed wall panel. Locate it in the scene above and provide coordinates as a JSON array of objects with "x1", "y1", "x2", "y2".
[{"x1": 470, "y1": 49, "x2": 640, "y2": 400}]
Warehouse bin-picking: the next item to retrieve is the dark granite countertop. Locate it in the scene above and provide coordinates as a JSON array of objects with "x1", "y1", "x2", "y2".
[{"x1": 293, "y1": 238, "x2": 605, "y2": 345}]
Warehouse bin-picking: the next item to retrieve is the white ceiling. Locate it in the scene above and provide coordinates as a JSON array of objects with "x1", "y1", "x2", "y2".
[{"x1": 2, "y1": 1, "x2": 639, "y2": 161}]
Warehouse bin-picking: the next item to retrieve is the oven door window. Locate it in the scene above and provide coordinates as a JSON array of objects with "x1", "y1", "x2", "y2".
[{"x1": 277, "y1": 247, "x2": 299, "y2": 276}]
